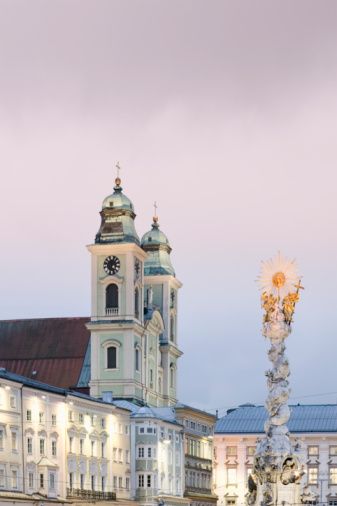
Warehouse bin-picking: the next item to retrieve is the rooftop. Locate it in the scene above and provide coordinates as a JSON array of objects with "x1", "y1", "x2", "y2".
[{"x1": 215, "y1": 404, "x2": 337, "y2": 434}]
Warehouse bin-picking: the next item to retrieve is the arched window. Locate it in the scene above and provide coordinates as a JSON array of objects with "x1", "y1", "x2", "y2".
[
  {"x1": 134, "y1": 288, "x2": 140, "y2": 319},
  {"x1": 106, "y1": 284, "x2": 118, "y2": 315},
  {"x1": 135, "y1": 348, "x2": 140, "y2": 372},
  {"x1": 170, "y1": 315, "x2": 175, "y2": 342},
  {"x1": 107, "y1": 346, "x2": 117, "y2": 369}
]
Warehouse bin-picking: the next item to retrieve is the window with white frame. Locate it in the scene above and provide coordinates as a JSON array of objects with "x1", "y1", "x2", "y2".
[
  {"x1": 91, "y1": 475, "x2": 95, "y2": 491},
  {"x1": 0, "y1": 429, "x2": 4, "y2": 450},
  {"x1": 330, "y1": 446, "x2": 337, "y2": 457},
  {"x1": 51, "y1": 414, "x2": 56, "y2": 426},
  {"x1": 0, "y1": 468, "x2": 5, "y2": 488},
  {"x1": 101, "y1": 441, "x2": 105, "y2": 458},
  {"x1": 11, "y1": 431, "x2": 17, "y2": 451},
  {"x1": 113, "y1": 476, "x2": 117, "y2": 489},
  {"x1": 40, "y1": 473, "x2": 44, "y2": 488},
  {"x1": 118, "y1": 448, "x2": 123, "y2": 462},
  {"x1": 308, "y1": 446, "x2": 319, "y2": 457},
  {"x1": 308, "y1": 466, "x2": 318, "y2": 484},
  {"x1": 330, "y1": 467, "x2": 337, "y2": 485},
  {"x1": 91, "y1": 440, "x2": 95, "y2": 457},
  {"x1": 79, "y1": 413, "x2": 84, "y2": 424},
  {"x1": 52, "y1": 440, "x2": 57, "y2": 457},
  {"x1": 138, "y1": 447, "x2": 144, "y2": 458},
  {"x1": 226, "y1": 446, "x2": 237, "y2": 457},
  {"x1": 68, "y1": 410, "x2": 73, "y2": 422},
  {"x1": 27, "y1": 437, "x2": 33, "y2": 454},
  {"x1": 126, "y1": 449, "x2": 130, "y2": 463},
  {"x1": 80, "y1": 474, "x2": 85, "y2": 490},
  {"x1": 138, "y1": 474, "x2": 144, "y2": 487},
  {"x1": 107, "y1": 346, "x2": 117, "y2": 369},
  {"x1": 69, "y1": 436, "x2": 73, "y2": 453},
  {"x1": 119, "y1": 476, "x2": 122, "y2": 489},
  {"x1": 80, "y1": 438, "x2": 84, "y2": 454},
  {"x1": 28, "y1": 472, "x2": 34, "y2": 489},
  {"x1": 49, "y1": 472, "x2": 55, "y2": 491},
  {"x1": 39, "y1": 412, "x2": 44, "y2": 424},
  {"x1": 12, "y1": 469, "x2": 18, "y2": 489},
  {"x1": 126, "y1": 477, "x2": 130, "y2": 490},
  {"x1": 10, "y1": 395, "x2": 17, "y2": 409},
  {"x1": 227, "y1": 466, "x2": 237, "y2": 485},
  {"x1": 40, "y1": 438, "x2": 45, "y2": 456},
  {"x1": 26, "y1": 409, "x2": 32, "y2": 421}
]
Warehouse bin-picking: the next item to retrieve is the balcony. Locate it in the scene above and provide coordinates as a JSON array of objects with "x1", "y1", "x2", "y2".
[
  {"x1": 67, "y1": 488, "x2": 116, "y2": 500},
  {"x1": 185, "y1": 486, "x2": 213, "y2": 495},
  {"x1": 105, "y1": 307, "x2": 119, "y2": 316}
]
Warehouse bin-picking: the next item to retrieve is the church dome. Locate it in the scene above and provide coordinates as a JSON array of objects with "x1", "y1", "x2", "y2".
[
  {"x1": 141, "y1": 217, "x2": 175, "y2": 276},
  {"x1": 95, "y1": 178, "x2": 140, "y2": 245}
]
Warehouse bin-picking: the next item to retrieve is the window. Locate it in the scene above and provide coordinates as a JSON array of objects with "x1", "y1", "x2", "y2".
[
  {"x1": 134, "y1": 288, "x2": 140, "y2": 319},
  {"x1": 118, "y1": 448, "x2": 123, "y2": 462},
  {"x1": 102, "y1": 476, "x2": 105, "y2": 492},
  {"x1": 80, "y1": 474, "x2": 84, "y2": 490},
  {"x1": 119, "y1": 476, "x2": 123, "y2": 489},
  {"x1": 40, "y1": 473, "x2": 44, "y2": 489},
  {"x1": 107, "y1": 346, "x2": 117, "y2": 369},
  {"x1": 69, "y1": 472, "x2": 73, "y2": 489},
  {"x1": 330, "y1": 467, "x2": 337, "y2": 485},
  {"x1": 147, "y1": 427, "x2": 155, "y2": 434},
  {"x1": 49, "y1": 472, "x2": 55, "y2": 490},
  {"x1": 39, "y1": 412, "x2": 44, "y2": 424},
  {"x1": 139, "y1": 427, "x2": 145, "y2": 434},
  {"x1": 106, "y1": 284, "x2": 118, "y2": 312},
  {"x1": 80, "y1": 439, "x2": 84, "y2": 454},
  {"x1": 52, "y1": 440, "x2": 57, "y2": 457},
  {"x1": 135, "y1": 348, "x2": 140, "y2": 371},
  {"x1": 247, "y1": 446, "x2": 256, "y2": 457},
  {"x1": 126, "y1": 450, "x2": 130, "y2": 463},
  {"x1": 79, "y1": 413, "x2": 84, "y2": 424},
  {"x1": 12, "y1": 470, "x2": 18, "y2": 489},
  {"x1": 190, "y1": 421, "x2": 196, "y2": 429},
  {"x1": 10, "y1": 396, "x2": 16, "y2": 409},
  {"x1": 0, "y1": 429, "x2": 3, "y2": 450},
  {"x1": 0, "y1": 469, "x2": 4, "y2": 488},
  {"x1": 27, "y1": 437, "x2": 33, "y2": 454},
  {"x1": 201, "y1": 424, "x2": 208, "y2": 433},
  {"x1": 26, "y1": 409, "x2": 32, "y2": 421},
  {"x1": 138, "y1": 447, "x2": 144, "y2": 458},
  {"x1": 170, "y1": 364, "x2": 175, "y2": 388},
  {"x1": 170, "y1": 315, "x2": 175, "y2": 341},
  {"x1": 124, "y1": 424, "x2": 129, "y2": 435},
  {"x1": 91, "y1": 475, "x2": 95, "y2": 491},
  {"x1": 308, "y1": 467, "x2": 318, "y2": 484},
  {"x1": 91, "y1": 414, "x2": 95, "y2": 426},
  {"x1": 113, "y1": 476, "x2": 117, "y2": 489},
  {"x1": 91, "y1": 440, "x2": 95, "y2": 457},
  {"x1": 40, "y1": 439, "x2": 45, "y2": 455},
  {"x1": 113, "y1": 447, "x2": 117, "y2": 461},
  {"x1": 226, "y1": 446, "x2": 237, "y2": 457},
  {"x1": 148, "y1": 447, "x2": 152, "y2": 458},
  {"x1": 138, "y1": 474, "x2": 144, "y2": 488},
  {"x1": 226, "y1": 500, "x2": 236, "y2": 506},
  {"x1": 28, "y1": 472, "x2": 34, "y2": 489},
  {"x1": 101, "y1": 417, "x2": 105, "y2": 429},
  {"x1": 11, "y1": 432, "x2": 17, "y2": 451},
  {"x1": 68, "y1": 410, "x2": 73, "y2": 422},
  {"x1": 52, "y1": 414, "x2": 56, "y2": 426},
  {"x1": 330, "y1": 446, "x2": 337, "y2": 456},
  {"x1": 150, "y1": 369, "x2": 153, "y2": 389},
  {"x1": 227, "y1": 467, "x2": 237, "y2": 485},
  {"x1": 147, "y1": 474, "x2": 152, "y2": 488},
  {"x1": 69, "y1": 436, "x2": 73, "y2": 453},
  {"x1": 308, "y1": 446, "x2": 319, "y2": 457},
  {"x1": 126, "y1": 477, "x2": 130, "y2": 490},
  {"x1": 101, "y1": 442, "x2": 105, "y2": 458}
]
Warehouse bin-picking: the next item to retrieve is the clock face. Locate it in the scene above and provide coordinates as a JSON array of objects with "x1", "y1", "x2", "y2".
[{"x1": 103, "y1": 256, "x2": 120, "y2": 275}]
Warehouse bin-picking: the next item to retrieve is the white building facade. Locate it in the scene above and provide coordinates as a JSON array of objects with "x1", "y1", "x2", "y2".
[{"x1": 214, "y1": 404, "x2": 337, "y2": 506}]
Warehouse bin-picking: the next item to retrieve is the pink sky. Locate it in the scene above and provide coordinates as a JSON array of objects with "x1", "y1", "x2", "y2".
[{"x1": 0, "y1": 0, "x2": 336, "y2": 412}]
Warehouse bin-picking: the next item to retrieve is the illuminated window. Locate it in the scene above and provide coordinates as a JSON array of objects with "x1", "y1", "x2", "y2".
[
  {"x1": 308, "y1": 467, "x2": 318, "y2": 484},
  {"x1": 330, "y1": 467, "x2": 337, "y2": 485},
  {"x1": 330, "y1": 446, "x2": 337, "y2": 456},
  {"x1": 246, "y1": 446, "x2": 256, "y2": 457},
  {"x1": 308, "y1": 446, "x2": 319, "y2": 457},
  {"x1": 226, "y1": 446, "x2": 237, "y2": 457}
]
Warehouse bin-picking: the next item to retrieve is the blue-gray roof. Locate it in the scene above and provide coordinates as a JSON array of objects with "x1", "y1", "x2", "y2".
[
  {"x1": 113, "y1": 399, "x2": 181, "y2": 425},
  {"x1": 215, "y1": 404, "x2": 337, "y2": 434}
]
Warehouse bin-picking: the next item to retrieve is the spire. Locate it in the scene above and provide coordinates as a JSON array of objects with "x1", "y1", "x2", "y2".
[
  {"x1": 114, "y1": 162, "x2": 122, "y2": 191},
  {"x1": 152, "y1": 201, "x2": 159, "y2": 228}
]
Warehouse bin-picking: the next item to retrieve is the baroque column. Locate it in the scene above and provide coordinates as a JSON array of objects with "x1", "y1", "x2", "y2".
[{"x1": 248, "y1": 253, "x2": 304, "y2": 506}]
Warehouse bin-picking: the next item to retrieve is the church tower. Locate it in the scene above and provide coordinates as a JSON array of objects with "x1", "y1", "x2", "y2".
[
  {"x1": 141, "y1": 214, "x2": 182, "y2": 405},
  {"x1": 87, "y1": 175, "x2": 171, "y2": 406}
]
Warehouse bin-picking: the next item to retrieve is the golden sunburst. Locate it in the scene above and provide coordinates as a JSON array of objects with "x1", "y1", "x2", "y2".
[{"x1": 258, "y1": 252, "x2": 300, "y2": 299}]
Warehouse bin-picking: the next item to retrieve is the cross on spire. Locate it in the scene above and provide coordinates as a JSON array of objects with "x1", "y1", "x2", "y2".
[
  {"x1": 153, "y1": 201, "x2": 159, "y2": 225},
  {"x1": 116, "y1": 162, "x2": 121, "y2": 179}
]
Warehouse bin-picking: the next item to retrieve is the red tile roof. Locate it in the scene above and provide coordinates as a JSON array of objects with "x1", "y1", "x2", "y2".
[{"x1": 0, "y1": 317, "x2": 90, "y2": 388}]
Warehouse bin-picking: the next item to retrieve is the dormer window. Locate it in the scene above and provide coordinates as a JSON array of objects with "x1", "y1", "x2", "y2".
[{"x1": 109, "y1": 202, "x2": 114, "y2": 207}]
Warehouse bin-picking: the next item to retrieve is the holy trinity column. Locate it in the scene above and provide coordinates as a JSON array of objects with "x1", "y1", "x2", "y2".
[{"x1": 248, "y1": 253, "x2": 305, "y2": 506}]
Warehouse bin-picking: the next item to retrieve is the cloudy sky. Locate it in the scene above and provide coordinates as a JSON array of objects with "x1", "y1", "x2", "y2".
[{"x1": 0, "y1": 0, "x2": 336, "y2": 414}]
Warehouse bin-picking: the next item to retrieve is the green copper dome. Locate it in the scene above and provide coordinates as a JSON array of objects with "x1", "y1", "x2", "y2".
[
  {"x1": 95, "y1": 178, "x2": 140, "y2": 245},
  {"x1": 141, "y1": 218, "x2": 175, "y2": 276}
]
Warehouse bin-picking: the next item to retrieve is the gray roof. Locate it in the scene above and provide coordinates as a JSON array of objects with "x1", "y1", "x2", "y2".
[{"x1": 215, "y1": 404, "x2": 337, "y2": 434}]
